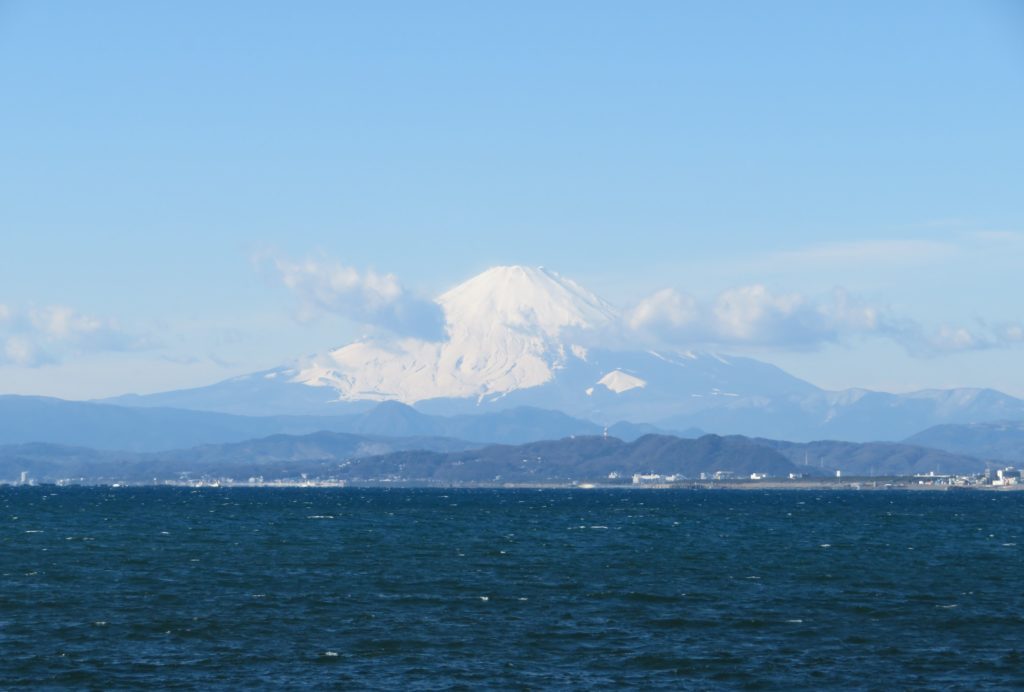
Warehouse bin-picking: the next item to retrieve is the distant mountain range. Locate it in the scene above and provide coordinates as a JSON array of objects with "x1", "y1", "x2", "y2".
[
  {"x1": 905, "y1": 421, "x2": 1024, "y2": 464},
  {"x1": 0, "y1": 394, "x2": 668, "y2": 453},
  {"x1": 343, "y1": 434, "x2": 801, "y2": 484},
  {"x1": 100, "y1": 266, "x2": 1024, "y2": 442},
  {"x1": 349, "y1": 434, "x2": 993, "y2": 484},
  {"x1": 0, "y1": 429, "x2": 993, "y2": 484},
  {"x1": 0, "y1": 432, "x2": 476, "y2": 484},
  {"x1": 753, "y1": 438, "x2": 990, "y2": 477}
]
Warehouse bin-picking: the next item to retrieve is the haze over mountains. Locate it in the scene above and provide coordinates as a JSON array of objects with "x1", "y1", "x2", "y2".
[
  {"x1": 3, "y1": 265, "x2": 1021, "y2": 484},
  {"x1": 103, "y1": 266, "x2": 1024, "y2": 442},
  {"x1": 0, "y1": 395, "x2": 613, "y2": 452}
]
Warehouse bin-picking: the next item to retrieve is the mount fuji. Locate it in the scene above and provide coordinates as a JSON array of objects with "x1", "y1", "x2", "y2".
[{"x1": 107, "y1": 266, "x2": 1024, "y2": 441}]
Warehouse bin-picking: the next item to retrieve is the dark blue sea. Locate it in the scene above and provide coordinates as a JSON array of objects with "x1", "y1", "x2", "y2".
[{"x1": 1, "y1": 487, "x2": 1022, "y2": 689}]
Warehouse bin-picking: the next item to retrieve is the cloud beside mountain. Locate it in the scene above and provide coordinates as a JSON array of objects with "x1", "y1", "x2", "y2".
[
  {"x1": 621, "y1": 285, "x2": 1024, "y2": 357},
  {"x1": 0, "y1": 304, "x2": 142, "y2": 367},
  {"x1": 258, "y1": 254, "x2": 1024, "y2": 362},
  {"x1": 262, "y1": 253, "x2": 447, "y2": 341},
  {"x1": 895, "y1": 320, "x2": 1024, "y2": 356},
  {"x1": 626, "y1": 285, "x2": 883, "y2": 350}
]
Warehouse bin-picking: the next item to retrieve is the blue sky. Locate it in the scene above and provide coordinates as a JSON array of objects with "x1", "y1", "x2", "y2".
[{"x1": 1, "y1": 0, "x2": 1022, "y2": 398}]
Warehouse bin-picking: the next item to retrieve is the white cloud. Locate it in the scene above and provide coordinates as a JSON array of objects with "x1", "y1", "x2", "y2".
[
  {"x1": 711, "y1": 285, "x2": 810, "y2": 342},
  {"x1": 0, "y1": 304, "x2": 142, "y2": 367},
  {"x1": 898, "y1": 320, "x2": 1024, "y2": 356},
  {"x1": 262, "y1": 254, "x2": 446, "y2": 341},
  {"x1": 626, "y1": 288, "x2": 698, "y2": 331},
  {"x1": 1002, "y1": 324, "x2": 1024, "y2": 343},
  {"x1": 28, "y1": 306, "x2": 104, "y2": 340},
  {"x1": 626, "y1": 284, "x2": 885, "y2": 350},
  {"x1": 625, "y1": 283, "x2": 1023, "y2": 357},
  {"x1": 929, "y1": 326, "x2": 979, "y2": 352},
  {"x1": 4, "y1": 335, "x2": 52, "y2": 367}
]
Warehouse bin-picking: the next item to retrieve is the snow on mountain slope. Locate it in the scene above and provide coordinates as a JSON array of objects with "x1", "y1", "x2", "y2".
[
  {"x1": 292, "y1": 266, "x2": 618, "y2": 403},
  {"x1": 595, "y1": 370, "x2": 647, "y2": 394}
]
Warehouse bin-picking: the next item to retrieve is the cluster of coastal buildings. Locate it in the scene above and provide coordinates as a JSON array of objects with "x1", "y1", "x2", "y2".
[
  {"x1": 904, "y1": 468, "x2": 1021, "y2": 487},
  {"x1": 629, "y1": 467, "x2": 1023, "y2": 489},
  {"x1": 0, "y1": 471, "x2": 37, "y2": 486},
  {"x1": 990, "y1": 467, "x2": 1022, "y2": 486}
]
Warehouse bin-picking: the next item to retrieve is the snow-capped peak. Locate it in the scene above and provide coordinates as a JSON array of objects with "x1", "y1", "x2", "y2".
[
  {"x1": 438, "y1": 265, "x2": 617, "y2": 338},
  {"x1": 292, "y1": 265, "x2": 618, "y2": 404}
]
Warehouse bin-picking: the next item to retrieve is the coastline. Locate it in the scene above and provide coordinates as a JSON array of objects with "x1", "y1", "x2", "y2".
[{"x1": 7, "y1": 478, "x2": 1022, "y2": 492}]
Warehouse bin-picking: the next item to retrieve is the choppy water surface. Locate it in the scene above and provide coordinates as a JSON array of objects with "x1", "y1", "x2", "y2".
[{"x1": 1, "y1": 487, "x2": 1022, "y2": 689}]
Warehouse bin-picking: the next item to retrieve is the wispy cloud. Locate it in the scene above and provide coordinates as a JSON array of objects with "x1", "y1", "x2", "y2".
[
  {"x1": 0, "y1": 304, "x2": 145, "y2": 367},
  {"x1": 750, "y1": 238, "x2": 958, "y2": 270},
  {"x1": 969, "y1": 230, "x2": 1019, "y2": 242},
  {"x1": 726, "y1": 230, "x2": 1023, "y2": 276},
  {"x1": 258, "y1": 253, "x2": 446, "y2": 341}
]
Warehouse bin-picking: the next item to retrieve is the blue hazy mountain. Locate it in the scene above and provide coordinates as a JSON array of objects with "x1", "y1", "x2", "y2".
[
  {"x1": 0, "y1": 431, "x2": 478, "y2": 483},
  {"x1": 0, "y1": 395, "x2": 619, "y2": 452},
  {"x1": 343, "y1": 434, "x2": 803, "y2": 484},
  {"x1": 904, "y1": 421, "x2": 1024, "y2": 464},
  {"x1": 1, "y1": 431, "x2": 989, "y2": 484},
  {"x1": 752, "y1": 437, "x2": 993, "y2": 476}
]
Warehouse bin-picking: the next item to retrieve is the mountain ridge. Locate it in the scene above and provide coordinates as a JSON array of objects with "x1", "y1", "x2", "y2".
[
  {"x1": 905, "y1": 420, "x2": 1024, "y2": 464},
  {"x1": 1, "y1": 430, "x2": 992, "y2": 484},
  {"x1": 0, "y1": 394, "x2": 627, "y2": 452}
]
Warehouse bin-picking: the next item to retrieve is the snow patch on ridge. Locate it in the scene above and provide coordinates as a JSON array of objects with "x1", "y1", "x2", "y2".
[{"x1": 597, "y1": 370, "x2": 647, "y2": 394}]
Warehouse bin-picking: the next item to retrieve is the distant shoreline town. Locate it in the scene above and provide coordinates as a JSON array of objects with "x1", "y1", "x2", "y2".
[{"x1": 5, "y1": 468, "x2": 1023, "y2": 492}]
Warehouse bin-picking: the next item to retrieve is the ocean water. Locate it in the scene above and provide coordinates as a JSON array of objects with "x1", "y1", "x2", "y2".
[{"x1": 1, "y1": 487, "x2": 1022, "y2": 689}]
